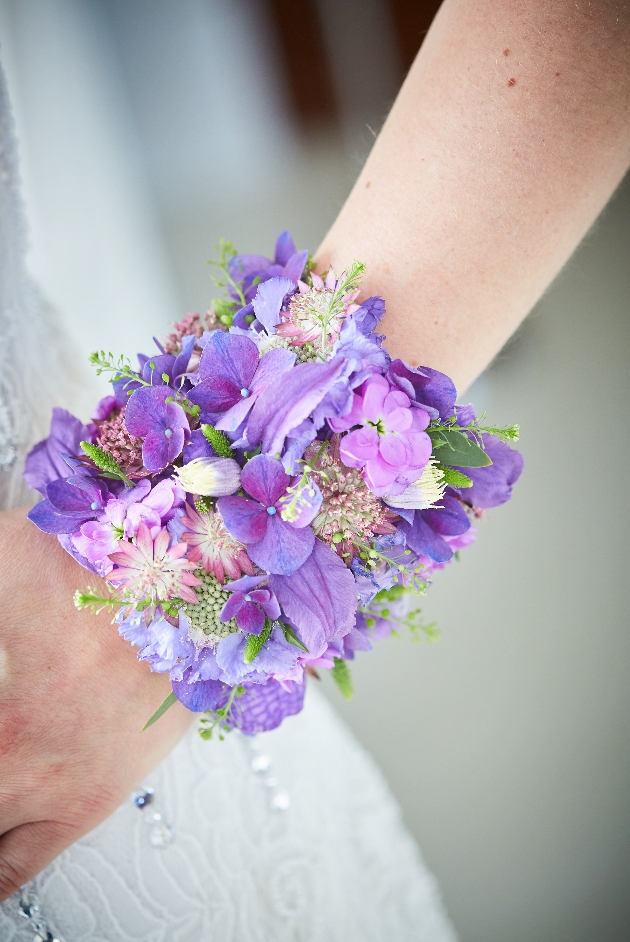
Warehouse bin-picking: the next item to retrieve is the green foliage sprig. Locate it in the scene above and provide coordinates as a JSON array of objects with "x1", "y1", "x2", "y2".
[
  {"x1": 199, "y1": 684, "x2": 246, "y2": 741},
  {"x1": 360, "y1": 585, "x2": 440, "y2": 644},
  {"x1": 244, "y1": 620, "x2": 273, "y2": 664},
  {"x1": 80, "y1": 441, "x2": 134, "y2": 487},
  {"x1": 331, "y1": 657, "x2": 353, "y2": 700},
  {"x1": 208, "y1": 239, "x2": 247, "y2": 309},
  {"x1": 351, "y1": 538, "x2": 429, "y2": 597},
  {"x1": 88, "y1": 350, "x2": 149, "y2": 394},
  {"x1": 201, "y1": 424, "x2": 235, "y2": 459}
]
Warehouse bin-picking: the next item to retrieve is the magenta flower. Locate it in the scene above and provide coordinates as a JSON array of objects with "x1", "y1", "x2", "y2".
[
  {"x1": 180, "y1": 502, "x2": 254, "y2": 583},
  {"x1": 124, "y1": 385, "x2": 190, "y2": 473},
  {"x1": 217, "y1": 454, "x2": 315, "y2": 575},
  {"x1": 107, "y1": 521, "x2": 201, "y2": 604},
  {"x1": 220, "y1": 575, "x2": 281, "y2": 635},
  {"x1": 329, "y1": 374, "x2": 432, "y2": 496}
]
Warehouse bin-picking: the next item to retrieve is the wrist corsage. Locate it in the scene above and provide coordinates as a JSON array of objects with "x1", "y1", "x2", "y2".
[{"x1": 24, "y1": 232, "x2": 522, "y2": 737}]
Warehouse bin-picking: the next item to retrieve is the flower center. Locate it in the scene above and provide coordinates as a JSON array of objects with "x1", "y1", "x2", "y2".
[
  {"x1": 244, "y1": 594, "x2": 252, "y2": 602},
  {"x1": 90, "y1": 501, "x2": 100, "y2": 510},
  {"x1": 266, "y1": 506, "x2": 276, "y2": 515},
  {"x1": 367, "y1": 418, "x2": 387, "y2": 436},
  {"x1": 240, "y1": 387, "x2": 250, "y2": 398},
  {"x1": 164, "y1": 428, "x2": 173, "y2": 439}
]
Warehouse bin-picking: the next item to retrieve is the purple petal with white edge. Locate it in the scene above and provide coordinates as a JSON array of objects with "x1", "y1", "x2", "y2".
[
  {"x1": 388, "y1": 360, "x2": 457, "y2": 421},
  {"x1": 228, "y1": 679, "x2": 306, "y2": 733},
  {"x1": 274, "y1": 230, "x2": 296, "y2": 266},
  {"x1": 248, "y1": 514, "x2": 315, "y2": 575},
  {"x1": 217, "y1": 495, "x2": 269, "y2": 544},
  {"x1": 453, "y1": 435, "x2": 524, "y2": 508},
  {"x1": 171, "y1": 669, "x2": 231, "y2": 713},
  {"x1": 246, "y1": 358, "x2": 346, "y2": 455},
  {"x1": 236, "y1": 602, "x2": 266, "y2": 635},
  {"x1": 421, "y1": 495, "x2": 471, "y2": 536},
  {"x1": 23, "y1": 408, "x2": 95, "y2": 496},
  {"x1": 269, "y1": 538, "x2": 357, "y2": 657},
  {"x1": 252, "y1": 277, "x2": 294, "y2": 333},
  {"x1": 282, "y1": 249, "x2": 309, "y2": 284},
  {"x1": 241, "y1": 454, "x2": 290, "y2": 506}
]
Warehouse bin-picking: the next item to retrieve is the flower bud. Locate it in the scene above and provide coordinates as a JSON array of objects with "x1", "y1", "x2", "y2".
[{"x1": 175, "y1": 457, "x2": 241, "y2": 497}]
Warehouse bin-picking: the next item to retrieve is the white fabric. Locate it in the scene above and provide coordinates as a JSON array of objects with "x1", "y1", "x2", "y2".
[
  {"x1": 0, "y1": 60, "x2": 457, "y2": 942},
  {"x1": 1, "y1": 689, "x2": 457, "y2": 942}
]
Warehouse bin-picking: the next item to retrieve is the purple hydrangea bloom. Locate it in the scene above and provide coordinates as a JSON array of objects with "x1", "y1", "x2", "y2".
[
  {"x1": 387, "y1": 359, "x2": 457, "y2": 421},
  {"x1": 245, "y1": 357, "x2": 347, "y2": 455},
  {"x1": 72, "y1": 479, "x2": 151, "y2": 572},
  {"x1": 399, "y1": 493, "x2": 472, "y2": 563},
  {"x1": 171, "y1": 667, "x2": 231, "y2": 713},
  {"x1": 228, "y1": 678, "x2": 306, "y2": 733},
  {"x1": 28, "y1": 475, "x2": 110, "y2": 535},
  {"x1": 251, "y1": 276, "x2": 295, "y2": 333},
  {"x1": 352, "y1": 295, "x2": 386, "y2": 336},
  {"x1": 220, "y1": 574, "x2": 281, "y2": 634},
  {"x1": 218, "y1": 454, "x2": 315, "y2": 575},
  {"x1": 450, "y1": 433, "x2": 524, "y2": 508},
  {"x1": 112, "y1": 336, "x2": 196, "y2": 405},
  {"x1": 188, "y1": 332, "x2": 295, "y2": 433},
  {"x1": 228, "y1": 230, "x2": 308, "y2": 304},
  {"x1": 23, "y1": 408, "x2": 96, "y2": 496},
  {"x1": 124, "y1": 385, "x2": 190, "y2": 473}
]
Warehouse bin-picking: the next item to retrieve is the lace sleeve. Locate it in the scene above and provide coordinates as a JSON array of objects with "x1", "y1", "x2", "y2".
[{"x1": 0, "y1": 61, "x2": 82, "y2": 510}]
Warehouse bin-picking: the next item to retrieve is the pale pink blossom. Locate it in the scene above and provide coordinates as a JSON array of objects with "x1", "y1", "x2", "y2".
[
  {"x1": 180, "y1": 503, "x2": 254, "y2": 583},
  {"x1": 107, "y1": 521, "x2": 201, "y2": 604}
]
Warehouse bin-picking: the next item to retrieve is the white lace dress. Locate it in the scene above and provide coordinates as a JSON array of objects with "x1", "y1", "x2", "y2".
[{"x1": 0, "y1": 63, "x2": 457, "y2": 942}]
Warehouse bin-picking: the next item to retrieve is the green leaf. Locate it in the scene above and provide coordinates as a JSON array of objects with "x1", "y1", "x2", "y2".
[
  {"x1": 142, "y1": 691, "x2": 177, "y2": 731},
  {"x1": 243, "y1": 621, "x2": 272, "y2": 664},
  {"x1": 332, "y1": 657, "x2": 353, "y2": 701},
  {"x1": 80, "y1": 441, "x2": 134, "y2": 486},
  {"x1": 201, "y1": 424, "x2": 235, "y2": 459},
  {"x1": 439, "y1": 466, "x2": 473, "y2": 488},
  {"x1": 429, "y1": 428, "x2": 492, "y2": 468},
  {"x1": 281, "y1": 622, "x2": 309, "y2": 653}
]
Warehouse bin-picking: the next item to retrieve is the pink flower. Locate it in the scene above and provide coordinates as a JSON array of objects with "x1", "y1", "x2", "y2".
[
  {"x1": 124, "y1": 478, "x2": 185, "y2": 539},
  {"x1": 107, "y1": 521, "x2": 201, "y2": 604},
  {"x1": 275, "y1": 269, "x2": 361, "y2": 350},
  {"x1": 180, "y1": 502, "x2": 255, "y2": 583},
  {"x1": 329, "y1": 374, "x2": 432, "y2": 496}
]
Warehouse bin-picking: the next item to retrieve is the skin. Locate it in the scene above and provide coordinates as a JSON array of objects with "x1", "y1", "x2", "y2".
[{"x1": 1, "y1": 0, "x2": 630, "y2": 902}]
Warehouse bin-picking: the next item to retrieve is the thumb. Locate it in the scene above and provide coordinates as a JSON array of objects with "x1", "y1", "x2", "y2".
[{"x1": 0, "y1": 819, "x2": 77, "y2": 902}]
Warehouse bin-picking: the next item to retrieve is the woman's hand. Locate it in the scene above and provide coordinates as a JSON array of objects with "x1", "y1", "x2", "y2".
[{"x1": 0, "y1": 506, "x2": 194, "y2": 901}]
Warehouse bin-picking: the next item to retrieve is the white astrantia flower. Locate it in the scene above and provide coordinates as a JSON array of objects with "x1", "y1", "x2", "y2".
[
  {"x1": 174, "y1": 457, "x2": 241, "y2": 497},
  {"x1": 383, "y1": 459, "x2": 447, "y2": 511}
]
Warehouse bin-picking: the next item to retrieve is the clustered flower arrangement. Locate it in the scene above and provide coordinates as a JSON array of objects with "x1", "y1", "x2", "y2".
[{"x1": 24, "y1": 232, "x2": 522, "y2": 736}]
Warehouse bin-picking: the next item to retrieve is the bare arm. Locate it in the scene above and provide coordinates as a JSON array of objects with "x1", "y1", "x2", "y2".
[{"x1": 317, "y1": 0, "x2": 630, "y2": 391}]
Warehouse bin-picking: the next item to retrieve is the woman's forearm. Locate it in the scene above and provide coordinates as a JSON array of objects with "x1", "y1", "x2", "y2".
[{"x1": 316, "y1": 0, "x2": 630, "y2": 391}]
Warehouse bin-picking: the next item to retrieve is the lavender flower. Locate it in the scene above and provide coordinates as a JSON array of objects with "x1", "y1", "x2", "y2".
[
  {"x1": 28, "y1": 475, "x2": 109, "y2": 535},
  {"x1": 329, "y1": 374, "x2": 432, "y2": 496},
  {"x1": 24, "y1": 408, "x2": 96, "y2": 496},
  {"x1": 229, "y1": 230, "x2": 308, "y2": 305}
]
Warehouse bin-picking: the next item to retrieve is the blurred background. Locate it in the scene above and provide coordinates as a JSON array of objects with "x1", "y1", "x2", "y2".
[{"x1": 1, "y1": 1, "x2": 629, "y2": 940}]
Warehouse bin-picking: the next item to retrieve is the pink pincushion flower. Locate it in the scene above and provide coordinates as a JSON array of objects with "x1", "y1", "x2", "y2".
[
  {"x1": 329, "y1": 374, "x2": 432, "y2": 496},
  {"x1": 180, "y1": 502, "x2": 255, "y2": 583},
  {"x1": 107, "y1": 521, "x2": 201, "y2": 604},
  {"x1": 275, "y1": 268, "x2": 361, "y2": 350}
]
